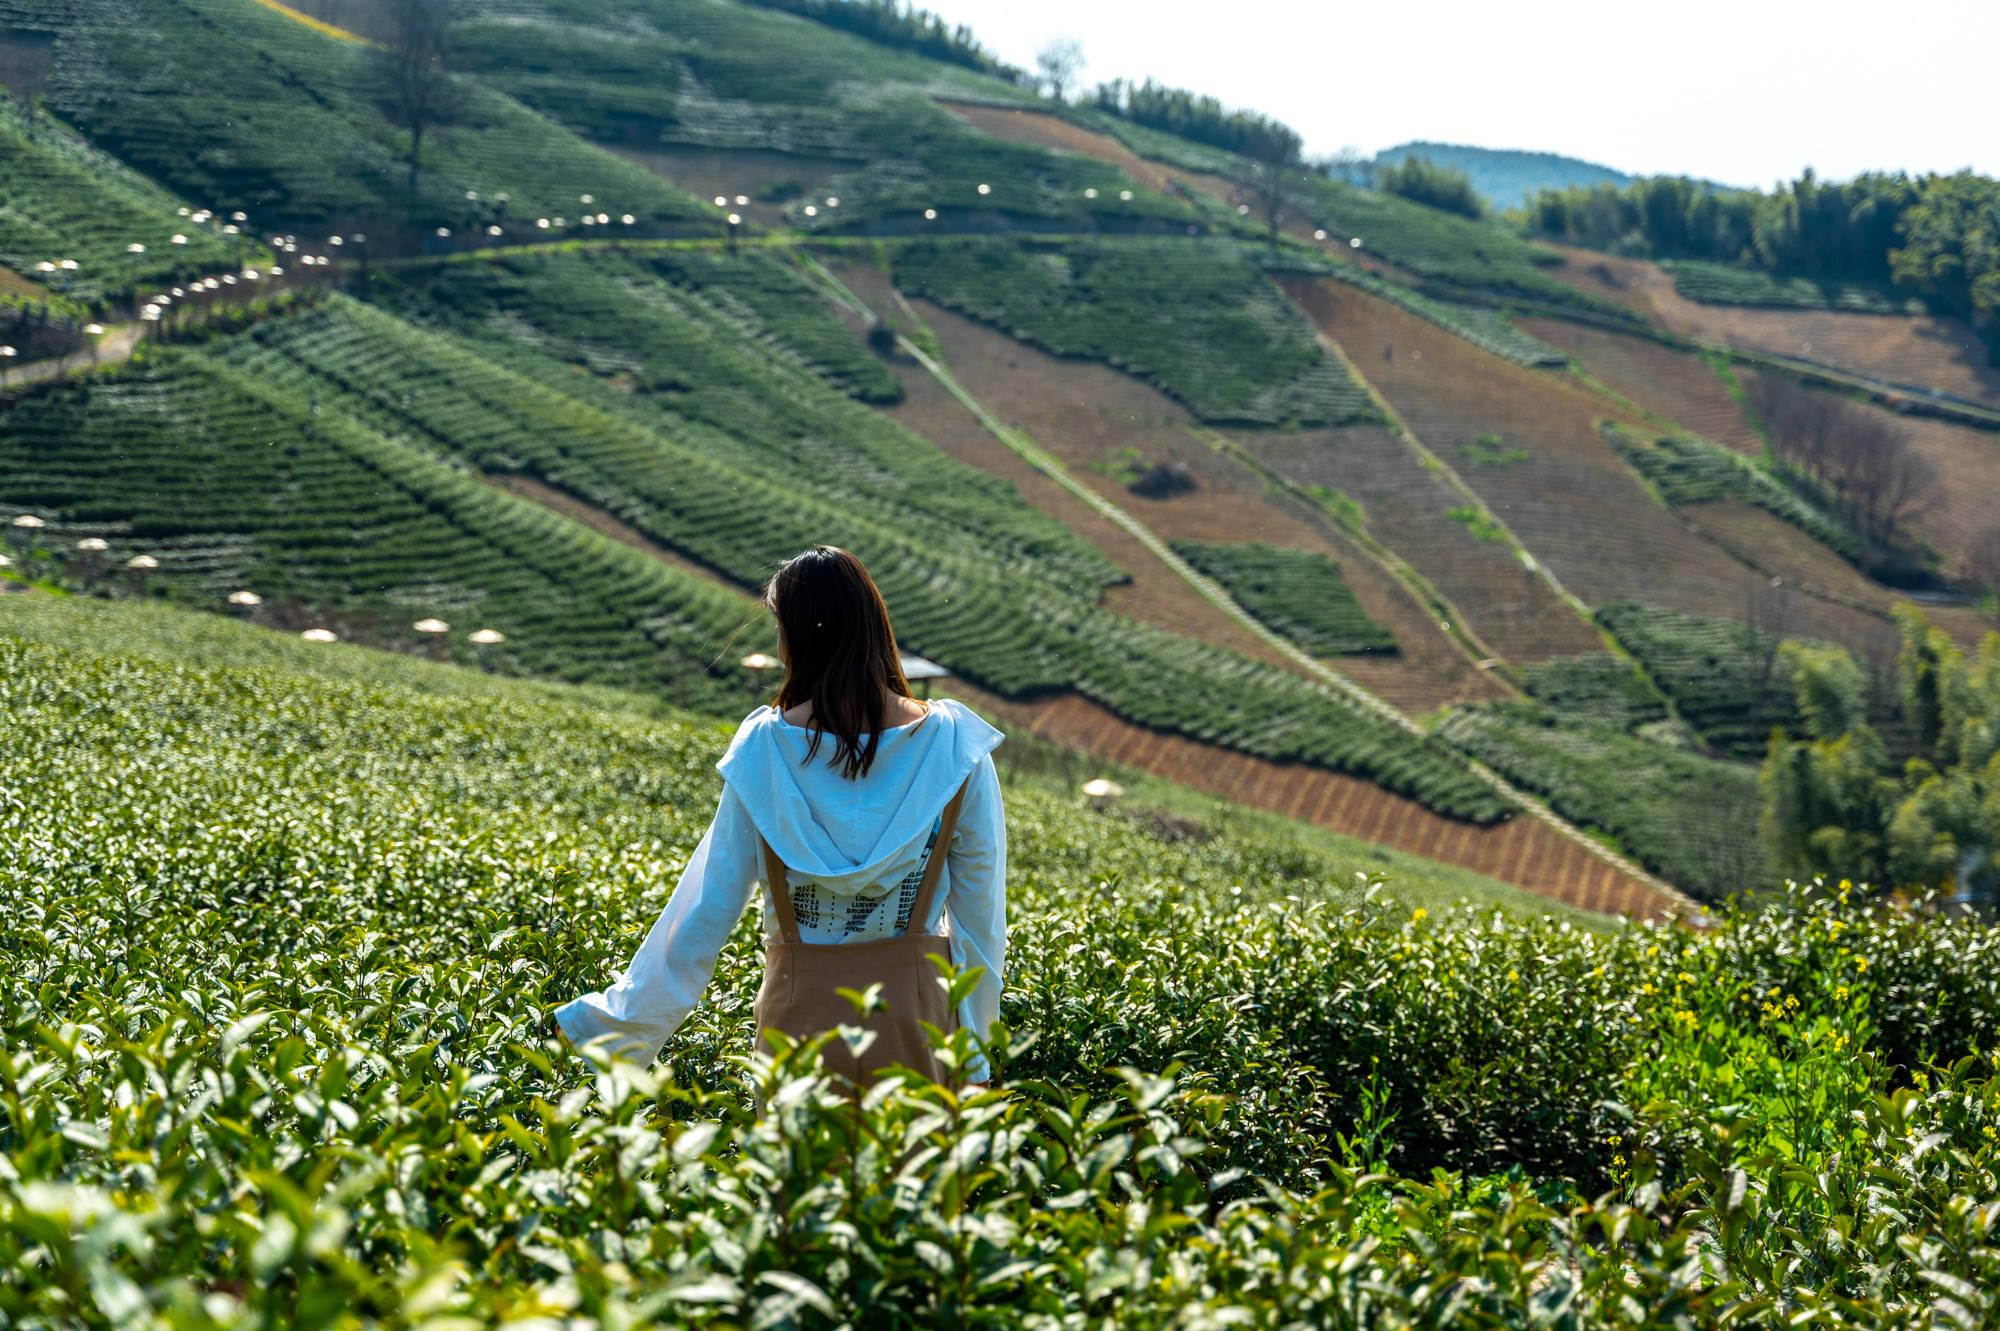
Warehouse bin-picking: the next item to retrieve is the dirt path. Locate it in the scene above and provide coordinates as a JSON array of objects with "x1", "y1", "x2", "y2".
[{"x1": 2, "y1": 323, "x2": 143, "y2": 393}]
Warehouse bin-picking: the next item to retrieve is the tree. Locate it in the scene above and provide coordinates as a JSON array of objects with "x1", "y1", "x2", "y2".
[
  {"x1": 1761, "y1": 605, "x2": 2000, "y2": 899},
  {"x1": 0, "y1": 28, "x2": 57, "y2": 141},
  {"x1": 1324, "y1": 146, "x2": 1374, "y2": 188},
  {"x1": 373, "y1": 0, "x2": 457, "y2": 200},
  {"x1": 1239, "y1": 122, "x2": 1304, "y2": 251},
  {"x1": 1034, "y1": 38, "x2": 1083, "y2": 104},
  {"x1": 1891, "y1": 171, "x2": 2000, "y2": 326}
]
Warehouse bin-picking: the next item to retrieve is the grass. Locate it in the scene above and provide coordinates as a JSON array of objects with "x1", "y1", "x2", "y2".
[
  {"x1": 1459, "y1": 433, "x2": 1531, "y2": 466},
  {"x1": 1447, "y1": 505, "x2": 1508, "y2": 543},
  {"x1": 889, "y1": 236, "x2": 1378, "y2": 426}
]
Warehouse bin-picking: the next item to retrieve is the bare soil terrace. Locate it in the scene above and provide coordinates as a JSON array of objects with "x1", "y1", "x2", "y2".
[
  {"x1": 1547, "y1": 248, "x2": 2000, "y2": 410},
  {"x1": 1517, "y1": 318, "x2": 1764, "y2": 455},
  {"x1": 1291, "y1": 275, "x2": 1899, "y2": 658}
]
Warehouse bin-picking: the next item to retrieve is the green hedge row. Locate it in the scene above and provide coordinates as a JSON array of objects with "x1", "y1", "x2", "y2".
[
  {"x1": 1602, "y1": 422, "x2": 1860, "y2": 557},
  {"x1": 1172, "y1": 538, "x2": 1397, "y2": 657}
]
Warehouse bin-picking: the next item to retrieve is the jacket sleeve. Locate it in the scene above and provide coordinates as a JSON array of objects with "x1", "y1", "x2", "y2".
[
  {"x1": 941, "y1": 754, "x2": 1007, "y2": 1082},
  {"x1": 554, "y1": 783, "x2": 761, "y2": 1064}
]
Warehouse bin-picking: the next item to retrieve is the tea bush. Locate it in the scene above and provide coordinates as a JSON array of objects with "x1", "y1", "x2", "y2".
[
  {"x1": 1436, "y1": 702, "x2": 1767, "y2": 901},
  {"x1": 1602, "y1": 423, "x2": 1860, "y2": 558},
  {"x1": 8, "y1": 596, "x2": 2000, "y2": 1326},
  {"x1": 1596, "y1": 601, "x2": 1806, "y2": 759},
  {"x1": 1519, "y1": 652, "x2": 1670, "y2": 731},
  {"x1": 1327, "y1": 263, "x2": 1569, "y2": 367},
  {"x1": 0, "y1": 99, "x2": 242, "y2": 312},
  {"x1": 1664, "y1": 259, "x2": 1924, "y2": 314},
  {"x1": 1170, "y1": 538, "x2": 1397, "y2": 657}
]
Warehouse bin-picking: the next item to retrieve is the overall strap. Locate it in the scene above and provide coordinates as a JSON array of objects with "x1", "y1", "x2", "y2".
[
  {"x1": 905, "y1": 777, "x2": 970, "y2": 937},
  {"x1": 759, "y1": 836, "x2": 802, "y2": 945}
]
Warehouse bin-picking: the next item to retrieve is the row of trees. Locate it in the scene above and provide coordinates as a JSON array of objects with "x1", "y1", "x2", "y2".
[
  {"x1": 1761, "y1": 606, "x2": 2000, "y2": 900},
  {"x1": 1745, "y1": 375, "x2": 1935, "y2": 554},
  {"x1": 1085, "y1": 78, "x2": 1302, "y2": 165},
  {"x1": 1523, "y1": 168, "x2": 2000, "y2": 335},
  {"x1": 1373, "y1": 156, "x2": 1484, "y2": 219},
  {"x1": 740, "y1": 0, "x2": 1019, "y2": 78}
]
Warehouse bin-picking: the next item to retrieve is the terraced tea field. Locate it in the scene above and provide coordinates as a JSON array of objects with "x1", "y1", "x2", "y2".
[
  {"x1": 954, "y1": 683, "x2": 1676, "y2": 918},
  {"x1": 889, "y1": 236, "x2": 1375, "y2": 427},
  {"x1": 0, "y1": 99, "x2": 242, "y2": 310},
  {"x1": 5, "y1": 0, "x2": 709, "y2": 229},
  {"x1": 1230, "y1": 423, "x2": 1605, "y2": 666},
  {"x1": 869, "y1": 284, "x2": 1509, "y2": 714}
]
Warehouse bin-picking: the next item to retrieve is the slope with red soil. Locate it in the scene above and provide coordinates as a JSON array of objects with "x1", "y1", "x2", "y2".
[
  {"x1": 1291, "y1": 275, "x2": 1895, "y2": 656},
  {"x1": 1546, "y1": 249, "x2": 2000, "y2": 410},
  {"x1": 955, "y1": 684, "x2": 1679, "y2": 920},
  {"x1": 1516, "y1": 317, "x2": 1764, "y2": 455}
]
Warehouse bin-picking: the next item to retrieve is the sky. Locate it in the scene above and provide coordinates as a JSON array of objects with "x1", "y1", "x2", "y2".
[{"x1": 913, "y1": 0, "x2": 2000, "y2": 188}]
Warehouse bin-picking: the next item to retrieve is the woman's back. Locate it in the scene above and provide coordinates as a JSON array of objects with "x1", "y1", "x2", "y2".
[{"x1": 555, "y1": 545, "x2": 1007, "y2": 1085}]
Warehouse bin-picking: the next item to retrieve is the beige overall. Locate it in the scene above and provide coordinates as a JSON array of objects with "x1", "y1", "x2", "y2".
[{"x1": 753, "y1": 779, "x2": 969, "y2": 1088}]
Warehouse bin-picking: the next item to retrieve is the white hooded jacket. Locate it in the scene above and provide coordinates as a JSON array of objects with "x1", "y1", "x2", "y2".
[{"x1": 556, "y1": 699, "x2": 1007, "y2": 1076}]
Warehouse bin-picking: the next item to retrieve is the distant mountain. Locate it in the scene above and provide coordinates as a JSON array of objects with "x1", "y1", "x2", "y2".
[{"x1": 1374, "y1": 141, "x2": 1633, "y2": 212}]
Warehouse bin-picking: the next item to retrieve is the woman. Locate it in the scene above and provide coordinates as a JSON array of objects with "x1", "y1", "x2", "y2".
[{"x1": 556, "y1": 546, "x2": 1007, "y2": 1087}]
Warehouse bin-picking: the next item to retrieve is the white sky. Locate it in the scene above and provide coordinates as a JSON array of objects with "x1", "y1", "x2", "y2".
[{"x1": 916, "y1": 0, "x2": 2000, "y2": 188}]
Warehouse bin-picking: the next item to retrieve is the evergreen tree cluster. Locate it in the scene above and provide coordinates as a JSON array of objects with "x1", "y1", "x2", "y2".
[
  {"x1": 1762, "y1": 606, "x2": 2000, "y2": 898},
  {"x1": 1088, "y1": 78, "x2": 1302, "y2": 163},
  {"x1": 1523, "y1": 169, "x2": 2000, "y2": 340},
  {"x1": 740, "y1": 0, "x2": 1020, "y2": 79}
]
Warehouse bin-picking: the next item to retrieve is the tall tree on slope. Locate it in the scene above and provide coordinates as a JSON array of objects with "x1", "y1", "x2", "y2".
[{"x1": 375, "y1": 0, "x2": 457, "y2": 201}]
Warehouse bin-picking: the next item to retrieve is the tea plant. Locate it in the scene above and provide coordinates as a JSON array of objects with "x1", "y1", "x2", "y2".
[
  {"x1": 1603, "y1": 422, "x2": 1859, "y2": 558},
  {"x1": 7, "y1": 597, "x2": 2000, "y2": 1325},
  {"x1": 1171, "y1": 538, "x2": 1397, "y2": 657}
]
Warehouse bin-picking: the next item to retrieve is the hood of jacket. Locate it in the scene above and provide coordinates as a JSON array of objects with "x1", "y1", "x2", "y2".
[{"x1": 715, "y1": 698, "x2": 1003, "y2": 894}]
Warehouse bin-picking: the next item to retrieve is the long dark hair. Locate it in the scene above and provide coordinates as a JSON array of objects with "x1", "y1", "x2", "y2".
[{"x1": 766, "y1": 546, "x2": 916, "y2": 779}]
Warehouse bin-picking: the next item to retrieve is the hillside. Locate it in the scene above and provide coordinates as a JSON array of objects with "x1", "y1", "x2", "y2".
[
  {"x1": 2, "y1": 0, "x2": 1997, "y2": 917},
  {"x1": 1374, "y1": 140, "x2": 1635, "y2": 212},
  {"x1": 12, "y1": 1, "x2": 2000, "y2": 1320}
]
